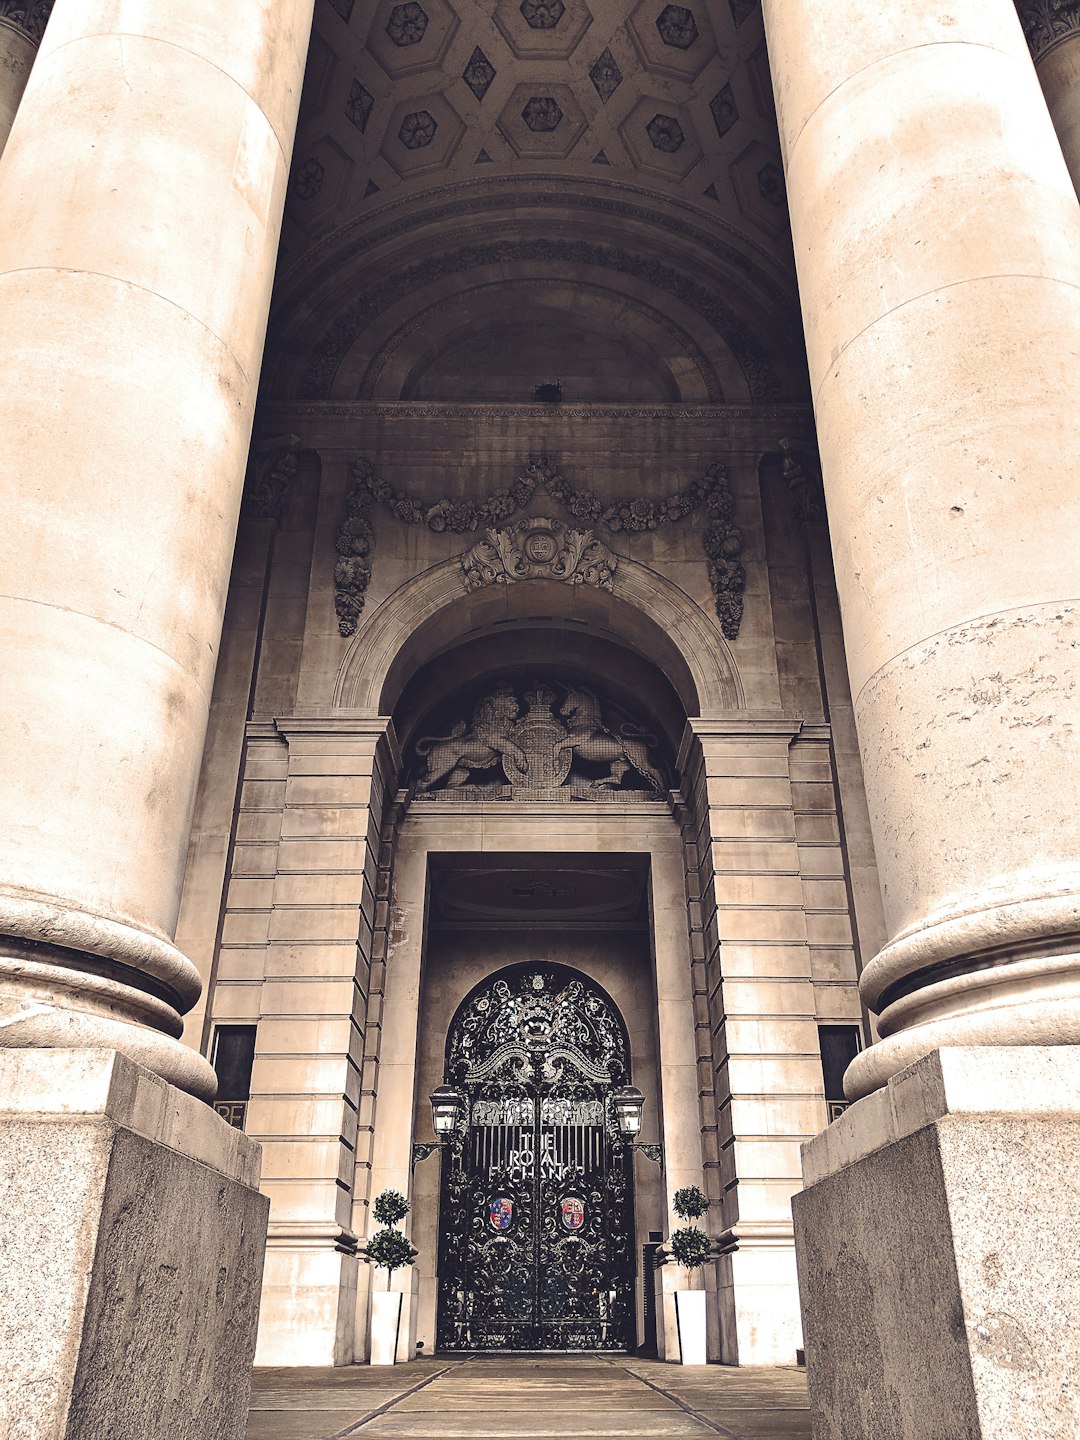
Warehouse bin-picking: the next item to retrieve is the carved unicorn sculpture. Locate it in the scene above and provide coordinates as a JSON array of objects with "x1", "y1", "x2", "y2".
[{"x1": 554, "y1": 687, "x2": 665, "y2": 793}]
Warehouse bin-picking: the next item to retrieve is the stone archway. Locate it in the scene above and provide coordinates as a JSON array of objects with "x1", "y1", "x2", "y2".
[{"x1": 333, "y1": 557, "x2": 744, "y2": 716}]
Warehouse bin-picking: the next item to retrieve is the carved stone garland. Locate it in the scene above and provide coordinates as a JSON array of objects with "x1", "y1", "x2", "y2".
[
  {"x1": 334, "y1": 455, "x2": 745, "y2": 640},
  {"x1": 334, "y1": 473, "x2": 375, "y2": 636},
  {"x1": 1015, "y1": 0, "x2": 1080, "y2": 57}
]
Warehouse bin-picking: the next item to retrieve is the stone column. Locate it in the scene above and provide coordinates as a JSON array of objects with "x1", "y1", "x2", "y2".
[
  {"x1": 1017, "y1": 1, "x2": 1080, "y2": 193},
  {"x1": 0, "y1": 0, "x2": 314, "y2": 1099},
  {"x1": 0, "y1": 2, "x2": 48, "y2": 154},
  {"x1": 764, "y1": 0, "x2": 1080, "y2": 1104},
  {"x1": 764, "y1": 3, "x2": 1080, "y2": 1433}
]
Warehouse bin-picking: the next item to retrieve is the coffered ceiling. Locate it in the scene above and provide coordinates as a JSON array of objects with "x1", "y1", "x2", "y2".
[
  {"x1": 282, "y1": 0, "x2": 785, "y2": 259},
  {"x1": 263, "y1": 0, "x2": 808, "y2": 407}
]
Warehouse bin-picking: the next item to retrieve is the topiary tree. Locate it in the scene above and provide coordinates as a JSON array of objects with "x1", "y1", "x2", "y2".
[
  {"x1": 669, "y1": 1226, "x2": 712, "y2": 1271},
  {"x1": 372, "y1": 1188, "x2": 410, "y2": 1227},
  {"x1": 672, "y1": 1185, "x2": 709, "y2": 1222},
  {"x1": 363, "y1": 1188, "x2": 417, "y2": 1290},
  {"x1": 668, "y1": 1184, "x2": 711, "y2": 1273}
]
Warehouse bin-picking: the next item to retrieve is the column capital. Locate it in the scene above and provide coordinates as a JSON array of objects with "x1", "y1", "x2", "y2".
[
  {"x1": 1017, "y1": 0, "x2": 1080, "y2": 60},
  {"x1": 0, "y1": 0, "x2": 51, "y2": 43}
]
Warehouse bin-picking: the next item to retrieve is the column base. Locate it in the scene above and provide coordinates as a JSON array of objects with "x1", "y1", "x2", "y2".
[
  {"x1": 794, "y1": 1047, "x2": 1080, "y2": 1439},
  {"x1": 715, "y1": 1226, "x2": 804, "y2": 1366},
  {"x1": 0, "y1": 1048, "x2": 268, "y2": 1440},
  {"x1": 255, "y1": 1232, "x2": 359, "y2": 1366}
]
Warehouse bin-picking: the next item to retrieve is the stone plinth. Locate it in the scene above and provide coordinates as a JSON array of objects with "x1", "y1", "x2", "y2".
[
  {"x1": 0, "y1": 1049, "x2": 268, "y2": 1440},
  {"x1": 794, "y1": 1048, "x2": 1080, "y2": 1439}
]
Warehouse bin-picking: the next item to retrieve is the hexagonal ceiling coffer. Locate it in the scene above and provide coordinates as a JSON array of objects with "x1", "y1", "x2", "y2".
[
  {"x1": 367, "y1": 0, "x2": 459, "y2": 77},
  {"x1": 627, "y1": 0, "x2": 715, "y2": 80},
  {"x1": 523, "y1": 96, "x2": 563, "y2": 131},
  {"x1": 728, "y1": 138, "x2": 789, "y2": 236},
  {"x1": 285, "y1": 137, "x2": 353, "y2": 229},
  {"x1": 496, "y1": 81, "x2": 587, "y2": 157},
  {"x1": 618, "y1": 94, "x2": 701, "y2": 178},
  {"x1": 386, "y1": 2, "x2": 428, "y2": 44},
  {"x1": 494, "y1": 0, "x2": 592, "y2": 58},
  {"x1": 758, "y1": 161, "x2": 786, "y2": 206},
  {"x1": 646, "y1": 113, "x2": 684, "y2": 153},
  {"x1": 521, "y1": 0, "x2": 565, "y2": 26},
  {"x1": 381, "y1": 92, "x2": 466, "y2": 176},
  {"x1": 293, "y1": 157, "x2": 324, "y2": 201},
  {"x1": 399, "y1": 110, "x2": 438, "y2": 149},
  {"x1": 656, "y1": 5, "x2": 698, "y2": 48}
]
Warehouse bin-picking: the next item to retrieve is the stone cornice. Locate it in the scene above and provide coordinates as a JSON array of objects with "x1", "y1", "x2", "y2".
[
  {"x1": 260, "y1": 400, "x2": 814, "y2": 424},
  {"x1": 1016, "y1": 0, "x2": 1080, "y2": 59},
  {"x1": 0, "y1": 0, "x2": 51, "y2": 43}
]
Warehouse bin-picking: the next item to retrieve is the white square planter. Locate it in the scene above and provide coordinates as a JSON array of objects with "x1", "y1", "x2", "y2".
[
  {"x1": 674, "y1": 1289, "x2": 707, "y2": 1365},
  {"x1": 370, "y1": 1290, "x2": 403, "y2": 1366}
]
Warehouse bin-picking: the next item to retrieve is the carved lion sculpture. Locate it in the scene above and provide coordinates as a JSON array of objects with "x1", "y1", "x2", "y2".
[
  {"x1": 554, "y1": 687, "x2": 665, "y2": 792},
  {"x1": 414, "y1": 687, "x2": 529, "y2": 792}
]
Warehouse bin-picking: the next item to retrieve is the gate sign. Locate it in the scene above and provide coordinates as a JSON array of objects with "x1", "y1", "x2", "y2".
[
  {"x1": 560, "y1": 1196, "x2": 585, "y2": 1232},
  {"x1": 489, "y1": 1195, "x2": 514, "y2": 1231}
]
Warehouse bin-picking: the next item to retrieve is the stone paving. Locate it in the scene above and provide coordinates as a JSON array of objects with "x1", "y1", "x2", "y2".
[{"x1": 246, "y1": 1355, "x2": 811, "y2": 1440}]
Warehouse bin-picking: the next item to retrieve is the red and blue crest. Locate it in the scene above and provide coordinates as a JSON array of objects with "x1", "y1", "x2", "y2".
[
  {"x1": 489, "y1": 1195, "x2": 514, "y2": 1231},
  {"x1": 560, "y1": 1196, "x2": 585, "y2": 1232}
]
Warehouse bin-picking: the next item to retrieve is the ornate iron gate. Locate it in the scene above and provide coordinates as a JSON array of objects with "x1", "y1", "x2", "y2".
[{"x1": 436, "y1": 964, "x2": 636, "y2": 1351}]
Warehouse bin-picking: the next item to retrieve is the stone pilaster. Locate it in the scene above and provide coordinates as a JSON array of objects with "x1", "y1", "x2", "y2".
[
  {"x1": 0, "y1": 0, "x2": 314, "y2": 1097},
  {"x1": 764, "y1": 0, "x2": 1080, "y2": 1103},
  {"x1": 241, "y1": 715, "x2": 399, "y2": 1366},
  {"x1": 1017, "y1": 1, "x2": 1080, "y2": 192},
  {"x1": 680, "y1": 716, "x2": 855, "y2": 1366}
]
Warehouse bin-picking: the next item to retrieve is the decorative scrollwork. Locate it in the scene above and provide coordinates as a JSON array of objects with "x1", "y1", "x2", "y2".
[
  {"x1": 437, "y1": 965, "x2": 635, "y2": 1351},
  {"x1": 242, "y1": 439, "x2": 298, "y2": 524},
  {"x1": 460, "y1": 517, "x2": 617, "y2": 592},
  {"x1": 0, "y1": 0, "x2": 51, "y2": 42},
  {"x1": 1016, "y1": 0, "x2": 1080, "y2": 58}
]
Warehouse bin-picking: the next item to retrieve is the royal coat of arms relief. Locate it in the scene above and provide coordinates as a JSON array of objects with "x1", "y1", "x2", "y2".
[{"x1": 412, "y1": 681, "x2": 667, "y2": 801}]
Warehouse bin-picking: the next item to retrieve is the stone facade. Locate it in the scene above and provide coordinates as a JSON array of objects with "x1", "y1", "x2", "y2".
[{"x1": 1, "y1": 0, "x2": 1079, "y2": 1434}]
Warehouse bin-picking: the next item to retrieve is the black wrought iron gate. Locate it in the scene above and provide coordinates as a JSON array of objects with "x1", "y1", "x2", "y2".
[{"x1": 436, "y1": 965, "x2": 636, "y2": 1351}]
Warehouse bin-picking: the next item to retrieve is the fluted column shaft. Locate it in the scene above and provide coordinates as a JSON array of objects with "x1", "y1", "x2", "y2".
[
  {"x1": 1018, "y1": 1, "x2": 1080, "y2": 193},
  {"x1": 763, "y1": 0, "x2": 1080, "y2": 1099},
  {"x1": 0, "y1": 0, "x2": 314, "y2": 1096}
]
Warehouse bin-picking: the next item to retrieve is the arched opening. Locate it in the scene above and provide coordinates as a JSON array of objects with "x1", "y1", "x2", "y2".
[
  {"x1": 335, "y1": 563, "x2": 744, "y2": 717},
  {"x1": 434, "y1": 962, "x2": 637, "y2": 1352}
]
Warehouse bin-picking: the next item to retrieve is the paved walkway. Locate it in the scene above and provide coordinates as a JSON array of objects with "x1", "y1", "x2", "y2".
[{"x1": 247, "y1": 1355, "x2": 811, "y2": 1440}]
